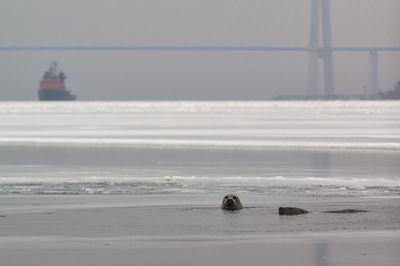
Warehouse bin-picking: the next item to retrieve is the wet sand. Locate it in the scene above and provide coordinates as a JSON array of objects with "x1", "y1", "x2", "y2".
[
  {"x1": 1, "y1": 231, "x2": 400, "y2": 266},
  {"x1": 1, "y1": 194, "x2": 399, "y2": 266}
]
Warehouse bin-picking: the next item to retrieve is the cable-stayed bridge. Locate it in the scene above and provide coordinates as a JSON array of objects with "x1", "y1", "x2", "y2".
[{"x1": 1, "y1": 0, "x2": 399, "y2": 98}]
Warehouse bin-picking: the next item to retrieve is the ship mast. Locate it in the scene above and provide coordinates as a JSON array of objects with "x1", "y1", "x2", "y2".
[{"x1": 50, "y1": 61, "x2": 58, "y2": 76}]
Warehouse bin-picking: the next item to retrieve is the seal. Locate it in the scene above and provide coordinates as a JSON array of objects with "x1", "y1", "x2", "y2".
[
  {"x1": 221, "y1": 193, "x2": 243, "y2": 211},
  {"x1": 278, "y1": 207, "x2": 309, "y2": 215}
]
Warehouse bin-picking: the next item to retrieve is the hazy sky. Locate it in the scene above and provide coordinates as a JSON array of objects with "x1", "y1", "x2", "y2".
[{"x1": 0, "y1": 0, "x2": 399, "y2": 100}]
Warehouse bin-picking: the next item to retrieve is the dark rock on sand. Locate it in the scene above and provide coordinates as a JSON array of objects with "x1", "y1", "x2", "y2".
[
  {"x1": 279, "y1": 207, "x2": 309, "y2": 215},
  {"x1": 323, "y1": 209, "x2": 369, "y2": 214}
]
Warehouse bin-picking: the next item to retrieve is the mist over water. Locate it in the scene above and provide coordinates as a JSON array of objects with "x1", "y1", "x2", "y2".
[{"x1": 0, "y1": 101, "x2": 399, "y2": 196}]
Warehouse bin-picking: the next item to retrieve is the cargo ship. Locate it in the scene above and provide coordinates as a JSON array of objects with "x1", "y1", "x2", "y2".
[{"x1": 38, "y1": 62, "x2": 76, "y2": 101}]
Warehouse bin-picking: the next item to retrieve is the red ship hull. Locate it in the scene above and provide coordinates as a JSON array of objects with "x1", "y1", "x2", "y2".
[{"x1": 38, "y1": 62, "x2": 76, "y2": 101}]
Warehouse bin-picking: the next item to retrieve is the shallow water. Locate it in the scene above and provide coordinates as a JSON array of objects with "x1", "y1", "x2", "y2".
[
  {"x1": 1, "y1": 194, "x2": 400, "y2": 237},
  {"x1": 0, "y1": 101, "x2": 399, "y2": 196}
]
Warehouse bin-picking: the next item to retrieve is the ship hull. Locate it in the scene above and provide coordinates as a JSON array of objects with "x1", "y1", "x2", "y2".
[{"x1": 38, "y1": 89, "x2": 76, "y2": 101}]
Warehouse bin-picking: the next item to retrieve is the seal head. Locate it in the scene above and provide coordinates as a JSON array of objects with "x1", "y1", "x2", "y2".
[{"x1": 221, "y1": 194, "x2": 243, "y2": 211}]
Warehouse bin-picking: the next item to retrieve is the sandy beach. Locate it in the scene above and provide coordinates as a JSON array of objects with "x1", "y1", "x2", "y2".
[{"x1": 1, "y1": 194, "x2": 400, "y2": 266}]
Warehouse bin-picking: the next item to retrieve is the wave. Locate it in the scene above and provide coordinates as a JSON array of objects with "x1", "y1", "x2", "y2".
[
  {"x1": 1, "y1": 101, "x2": 400, "y2": 114},
  {"x1": 0, "y1": 137, "x2": 399, "y2": 151},
  {"x1": 1, "y1": 175, "x2": 399, "y2": 196},
  {"x1": 1, "y1": 175, "x2": 399, "y2": 186}
]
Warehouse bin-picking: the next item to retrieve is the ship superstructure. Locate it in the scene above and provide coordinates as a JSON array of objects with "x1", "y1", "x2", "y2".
[{"x1": 38, "y1": 62, "x2": 76, "y2": 101}]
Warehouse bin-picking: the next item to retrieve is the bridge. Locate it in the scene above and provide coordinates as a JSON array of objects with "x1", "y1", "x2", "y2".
[{"x1": 1, "y1": 0, "x2": 399, "y2": 98}]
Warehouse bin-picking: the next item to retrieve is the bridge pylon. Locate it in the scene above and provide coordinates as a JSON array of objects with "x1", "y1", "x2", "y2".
[{"x1": 307, "y1": 0, "x2": 335, "y2": 97}]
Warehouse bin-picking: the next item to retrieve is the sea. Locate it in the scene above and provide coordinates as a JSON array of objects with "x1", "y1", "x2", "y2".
[{"x1": 0, "y1": 101, "x2": 399, "y2": 197}]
